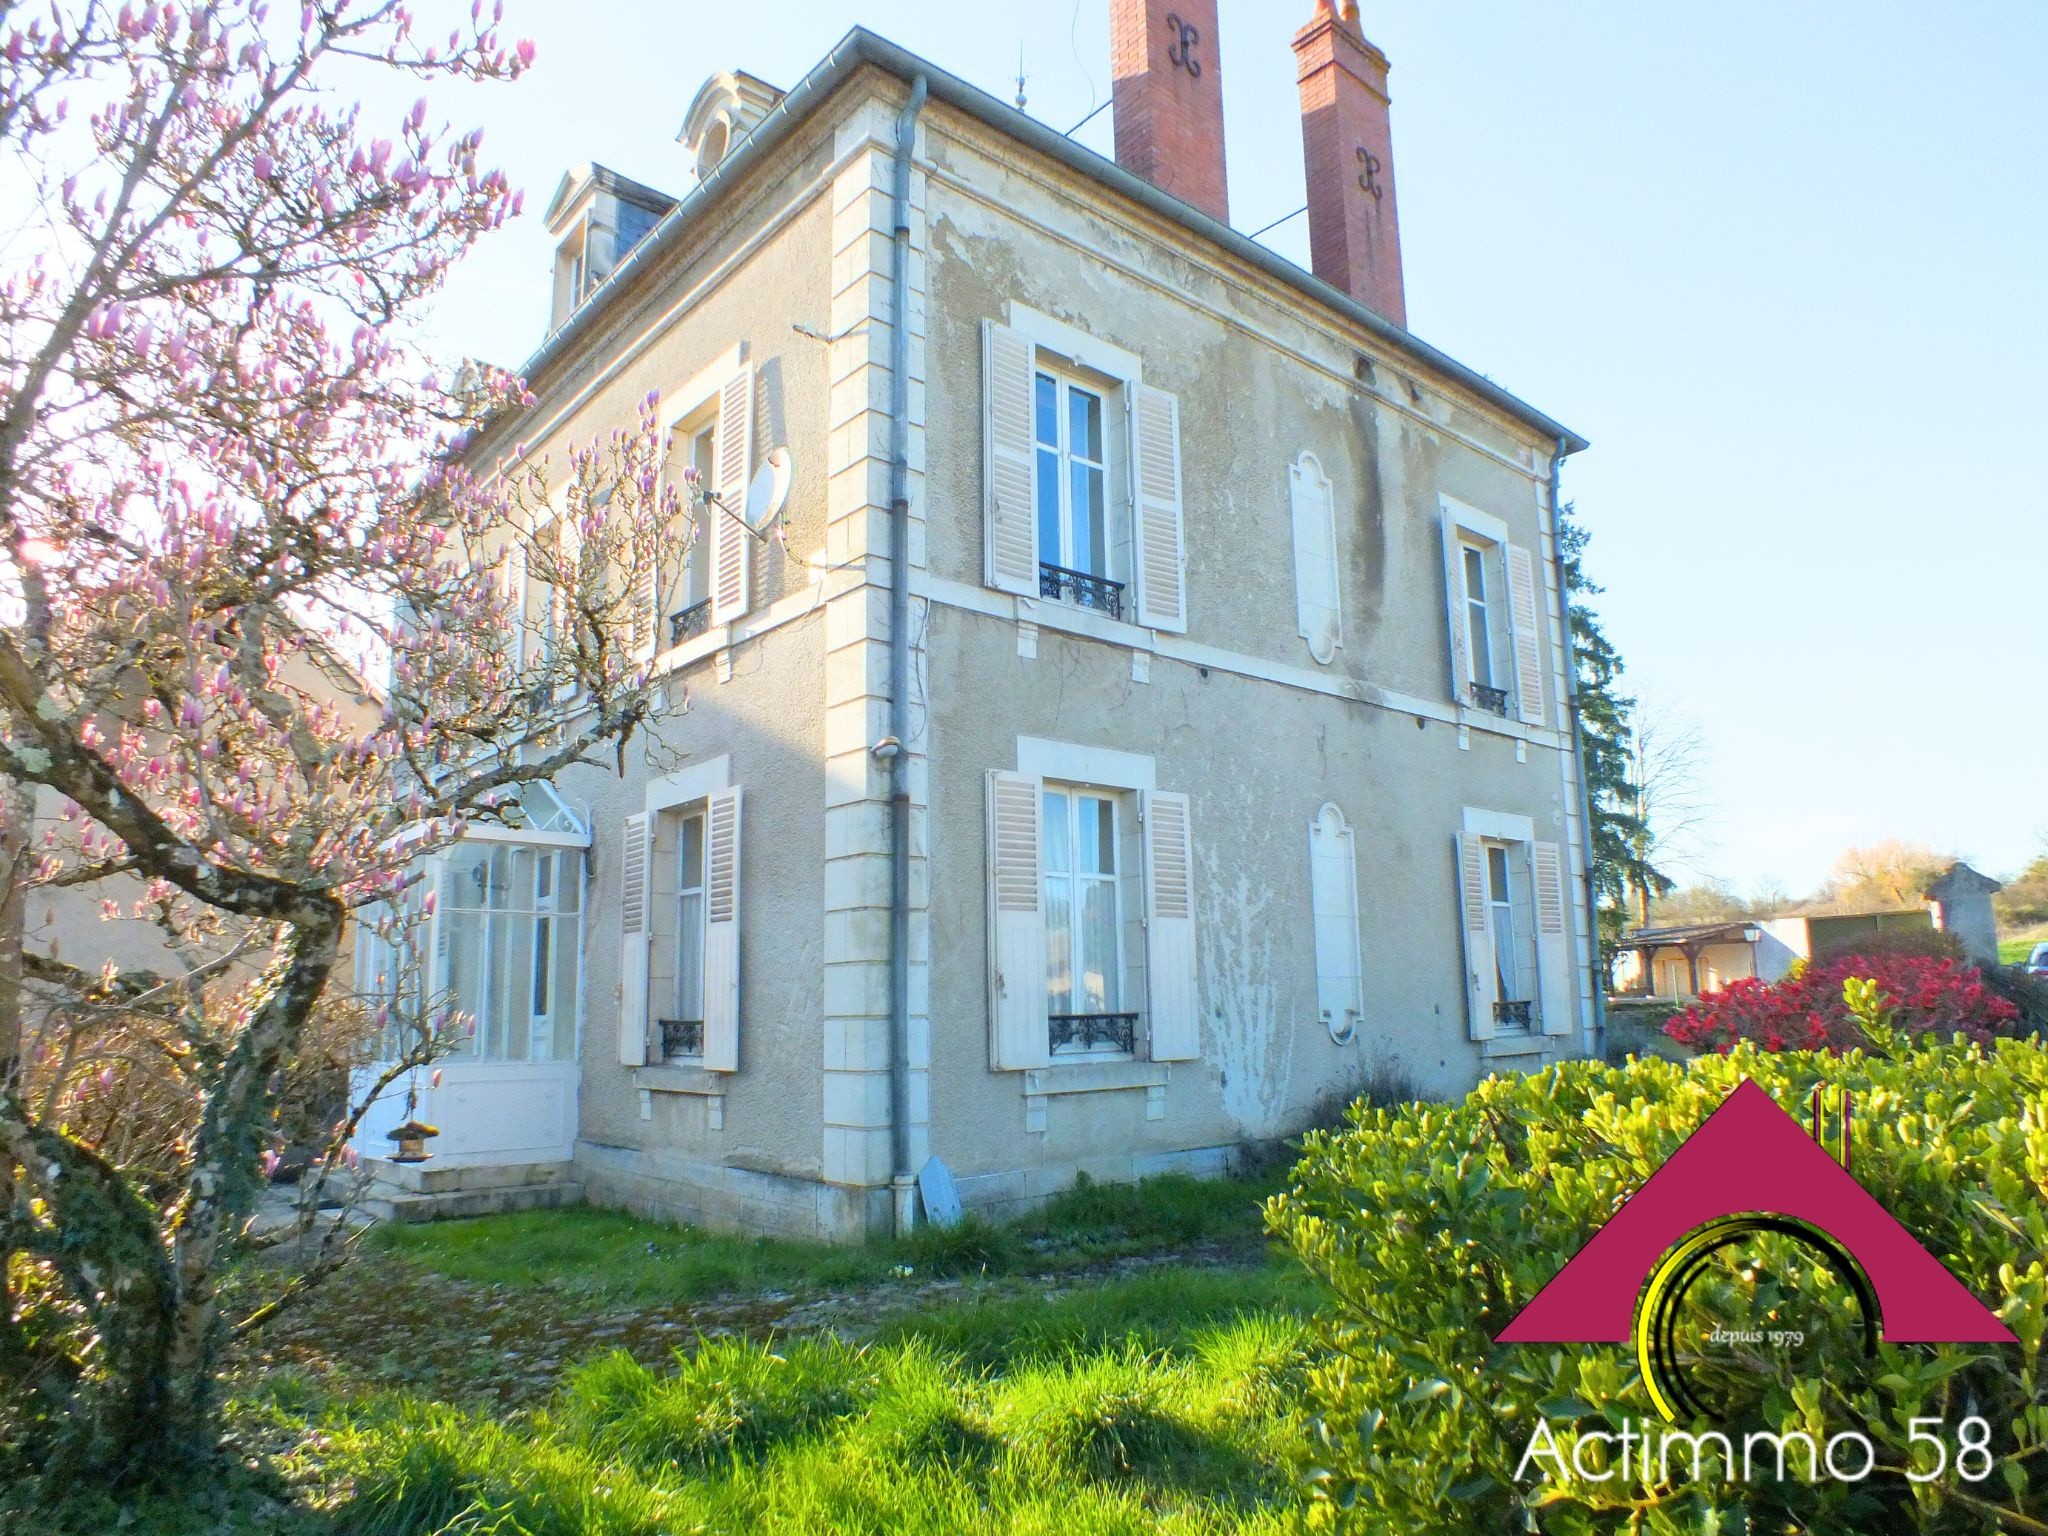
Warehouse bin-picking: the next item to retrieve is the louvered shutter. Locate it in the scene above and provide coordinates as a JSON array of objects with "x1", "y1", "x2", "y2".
[
  {"x1": 1289, "y1": 455, "x2": 1342, "y2": 665},
  {"x1": 1131, "y1": 384, "x2": 1187, "y2": 633},
  {"x1": 1455, "y1": 831, "x2": 1495, "y2": 1040},
  {"x1": 1308, "y1": 804, "x2": 1364, "y2": 1044},
  {"x1": 556, "y1": 514, "x2": 583, "y2": 669},
  {"x1": 1532, "y1": 840, "x2": 1575, "y2": 1037},
  {"x1": 711, "y1": 362, "x2": 755, "y2": 625},
  {"x1": 1143, "y1": 790, "x2": 1199, "y2": 1061},
  {"x1": 701, "y1": 787, "x2": 742, "y2": 1072},
  {"x1": 1507, "y1": 542, "x2": 1545, "y2": 726},
  {"x1": 1441, "y1": 511, "x2": 1472, "y2": 706},
  {"x1": 982, "y1": 321, "x2": 1038, "y2": 597},
  {"x1": 618, "y1": 813, "x2": 651, "y2": 1065},
  {"x1": 986, "y1": 770, "x2": 1049, "y2": 1070}
]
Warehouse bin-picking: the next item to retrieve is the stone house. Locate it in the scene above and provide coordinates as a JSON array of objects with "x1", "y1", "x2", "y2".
[{"x1": 352, "y1": 4, "x2": 1598, "y2": 1239}]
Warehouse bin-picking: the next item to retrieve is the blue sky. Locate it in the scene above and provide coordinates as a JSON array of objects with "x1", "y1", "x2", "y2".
[{"x1": 394, "y1": 2, "x2": 2047, "y2": 896}]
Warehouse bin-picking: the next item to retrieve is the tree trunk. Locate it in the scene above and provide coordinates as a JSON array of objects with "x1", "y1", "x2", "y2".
[{"x1": 0, "y1": 776, "x2": 29, "y2": 1373}]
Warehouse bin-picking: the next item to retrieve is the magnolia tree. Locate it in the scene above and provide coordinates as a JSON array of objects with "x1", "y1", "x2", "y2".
[{"x1": 0, "y1": 0, "x2": 686, "y2": 1485}]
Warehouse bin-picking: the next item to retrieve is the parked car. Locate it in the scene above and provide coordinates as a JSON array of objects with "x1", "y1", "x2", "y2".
[{"x1": 2027, "y1": 943, "x2": 2048, "y2": 978}]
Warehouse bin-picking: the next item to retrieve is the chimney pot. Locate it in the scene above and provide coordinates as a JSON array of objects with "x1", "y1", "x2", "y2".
[
  {"x1": 1293, "y1": 5, "x2": 1406, "y2": 325},
  {"x1": 1110, "y1": 0, "x2": 1229, "y2": 223}
]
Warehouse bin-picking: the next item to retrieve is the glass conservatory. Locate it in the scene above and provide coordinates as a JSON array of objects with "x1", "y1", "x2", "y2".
[{"x1": 351, "y1": 783, "x2": 589, "y2": 1169}]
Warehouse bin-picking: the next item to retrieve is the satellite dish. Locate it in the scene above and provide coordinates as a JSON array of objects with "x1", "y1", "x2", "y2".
[{"x1": 742, "y1": 446, "x2": 792, "y2": 530}]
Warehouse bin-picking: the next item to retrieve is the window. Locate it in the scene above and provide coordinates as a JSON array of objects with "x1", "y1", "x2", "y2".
[
  {"x1": 1441, "y1": 499, "x2": 1545, "y2": 725},
  {"x1": 661, "y1": 421, "x2": 716, "y2": 648},
  {"x1": 667, "y1": 811, "x2": 707, "y2": 1059},
  {"x1": 525, "y1": 519, "x2": 564, "y2": 674},
  {"x1": 620, "y1": 786, "x2": 742, "y2": 1071},
  {"x1": 1486, "y1": 845, "x2": 1532, "y2": 1029},
  {"x1": 1457, "y1": 818, "x2": 1575, "y2": 1043},
  {"x1": 434, "y1": 842, "x2": 583, "y2": 1062},
  {"x1": 1043, "y1": 785, "x2": 1133, "y2": 1055},
  {"x1": 1460, "y1": 542, "x2": 1507, "y2": 714},
  {"x1": 1035, "y1": 369, "x2": 1126, "y2": 618}
]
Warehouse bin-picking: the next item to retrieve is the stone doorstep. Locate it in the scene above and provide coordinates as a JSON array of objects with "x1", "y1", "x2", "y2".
[
  {"x1": 363, "y1": 1156, "x2": 575, "y2": 1196},
  {"x1": 360, "y1": 1181, "x2": 585, "y2": 1225}
]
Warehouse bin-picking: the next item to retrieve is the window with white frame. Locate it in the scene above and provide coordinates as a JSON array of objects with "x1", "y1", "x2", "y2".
[
  {"x1": 662, "y1": 809, "x2": 708, "y2": 1061},
  {"x1": 659, "y1": 419, "x2": 717, "y2": 649},
  {"x1": 356, "y1": 784, "x2": 591, "y2": 1066},
  {"x1": 1042, "y1": 784, "x2": 1133, "y2": 1055},
  {"x1": 1484, "y1": 843, "x2": 1536, "y2": 1030},
  {"x1": 619, "y1": 785, "x2": 742, "y2": 1071},
  {"x1": 1440, "y1": 500, "x2": 1546, "y2": 726},
  {"x1": 1455, "y1": 814, "x2": 1575, "y2": 1043},
  {"x1": 985, "y1": 758, "x2": 1199, "y2": 1071},
  {"x1": 1034, "y1": 365, "x2": 1128, "y2": 619},
  {"x1": 982, "y1": 316, "x2": 1187, "y2": 633},
  {"x1": 435, "y1": 842, "x2": 583, "y2": 1061}
]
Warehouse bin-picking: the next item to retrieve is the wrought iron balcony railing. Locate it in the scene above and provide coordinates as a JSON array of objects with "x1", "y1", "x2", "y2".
[
  {"x1": 1469, "y1": 681, "x2": 1510, "y2": 717},
  {"x1": 658, "y1": 1017, "x2": 704, "y2": 1060},
  {"x1": 1050, "y1": 1012, "x2": 1139, "y2": 1054},
  {"x1": 669, "y1": 599, "x2": 712, "y2": 647},
  {"x1": 1039, "y1": 562, "x2": 1126, "y2": 621},
  {"x1": 1493, "y1": 999, "x2": 1533, "y2": 1029}
]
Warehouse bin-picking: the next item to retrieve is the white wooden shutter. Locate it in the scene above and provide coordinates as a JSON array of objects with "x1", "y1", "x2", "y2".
[
  {"x1": 1532, "y1": 840, "x2": 1575, "y2": 1037},
  {"x1": 1143, "y1": 789, "x2": 1199, "y2": 1061},
  {"x1": 986, "y1": 771, "x2": 1049, "y2": 1070},
  {"x1": 556, "y1": 513, "x2": 583, "y2": 668},
  {"x1": 1309, "y1": 804, "x2": 1364, "y2": 1044},
  {"x1": 1441, "y1": 511, "x2": 1472, "y2": 706},
  {"x1": 617, "y1": 812, "x2": 651, "y2": 1065},
  {"x1": 711, "y1": 362, "x2": 755, "y2": 625},
  {"x1": 982, "y1": 321, "x2": 1038, "y2": 597},
  {"x1": 1455, "y1": 831, "x2": 1495, "y2": 1041},
  {"x1": 1131, "y1": 384, "x2": 1187, "y2": 633},
  {"x1": 1289, "y1": 454, "x2": 1342, "y2": 665},
  {"x1": 1506, "y1": 542, "x2": 1545, "y2": 726},
  {"x1": 701, "y1": 787, "x2": 742, "y2": 1072}
]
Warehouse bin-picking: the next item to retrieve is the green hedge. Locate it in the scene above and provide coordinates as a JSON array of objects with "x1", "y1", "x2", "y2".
[{"x1": 1268, "y1": 1030, "x2": 2048, "y2": 1533}]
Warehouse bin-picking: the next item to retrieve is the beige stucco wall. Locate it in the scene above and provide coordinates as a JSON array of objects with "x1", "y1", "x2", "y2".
[{"x1": 906, "y1": 99, "x2": 1590, "y2": 1208}]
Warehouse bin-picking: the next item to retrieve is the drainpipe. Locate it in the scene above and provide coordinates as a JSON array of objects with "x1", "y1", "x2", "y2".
[
  {"x1": 886, "y1": 75, "x2": 929, "y2": 1236},
  {"x1": 1547, "y1": 436, "x2": 1606, "y2": 1061}
]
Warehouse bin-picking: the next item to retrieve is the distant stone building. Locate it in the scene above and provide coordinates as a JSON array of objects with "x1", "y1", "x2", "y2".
[{"x1": 1923, "y1": 862, "x2": 2003, "y2": 966}]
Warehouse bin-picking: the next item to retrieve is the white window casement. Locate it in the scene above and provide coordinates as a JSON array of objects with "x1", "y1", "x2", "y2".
[
  {"x1": 1308, "y1": 803, "x2": 1363, "y2": 1044},
  {"x1": 1289, "y1": 452, "x2": 1342, "y2": 665},
  {"x1": 357, "y1": 783, "x2": 591, "y2": 1066},
  {"x1": 620, "y1": 784, "x2": 742, "y2": 1072},
  {"x1": 983, "y1": 311, "x2": 1186, "y2": 633},
  {"x1": 986, "y1": 745, "x2": 1199, "y2": 1071},
  {"x1": 647, "y1": 350, "x2": 755, "y2": 662},
  {"x1": 1439, "y1": 497, "x2": 1545, "y2": 727},
  {"x1": 1455, "y1": 809, "x2": 1574, "y2": 1042}
]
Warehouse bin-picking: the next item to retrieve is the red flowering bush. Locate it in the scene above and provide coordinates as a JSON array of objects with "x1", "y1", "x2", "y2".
[{"x1": 1663, "y1": 952, "x2": 2022, "y2": 1053}]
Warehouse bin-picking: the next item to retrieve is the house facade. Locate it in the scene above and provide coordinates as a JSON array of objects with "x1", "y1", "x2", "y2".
[{"x1": 353, "y1": 9, "x2": 1598, "y2": 1240}]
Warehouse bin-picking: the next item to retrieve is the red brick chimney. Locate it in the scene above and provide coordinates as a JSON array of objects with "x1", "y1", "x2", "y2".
[
  {"x1": 1293, "y1": 0, "x2": 1406, "y2": 326},
  {"x1": 1111, "y1": 0, "x2": 1229, "y2": 224}
]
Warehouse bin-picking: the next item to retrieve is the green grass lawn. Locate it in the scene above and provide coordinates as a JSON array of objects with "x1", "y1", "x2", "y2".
[
  {"x1": 12, "y1": 1172, "x2": 1315, "y2": 1535},
  {"x1": 2001, "y1": 935, "x2": 2039, "y2": 965},
  {"x1": 364, "y1": 1167, "x2": 1276, "y2": 1306}
]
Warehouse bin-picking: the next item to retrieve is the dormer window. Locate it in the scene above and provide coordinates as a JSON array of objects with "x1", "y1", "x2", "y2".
[
  {"x1": 542, "y1": 165, "x2": 678, "y2": 334},
  {"x1": 678, "y1": 71, "x2": 783, "y2": 189}
]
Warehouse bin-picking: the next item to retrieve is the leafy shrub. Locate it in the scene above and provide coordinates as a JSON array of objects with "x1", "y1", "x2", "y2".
[
  {"x1": 1268, "y1": 1026, "x2": 2048, "y2": 1533},
  {"x1": 1664, "y1": 951, "x2": 2019, "y2": 1052}
]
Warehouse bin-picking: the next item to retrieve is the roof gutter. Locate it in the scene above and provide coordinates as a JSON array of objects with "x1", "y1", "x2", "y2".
[{"x1": 515, "y1": 28, "x2": 1587, "y2": 457}]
